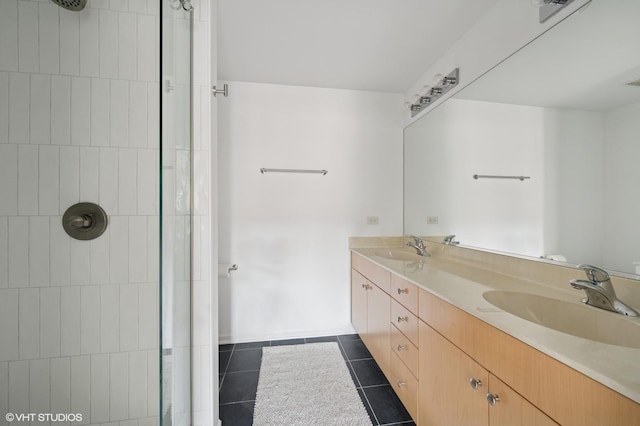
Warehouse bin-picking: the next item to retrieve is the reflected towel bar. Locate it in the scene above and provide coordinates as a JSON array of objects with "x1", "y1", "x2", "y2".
[
  {"x1": 260, "y1": 168, "x2": 328, "y2": 176},
  {"x1": 473, "y1": 174, "x2": 530, "y2": 181}
]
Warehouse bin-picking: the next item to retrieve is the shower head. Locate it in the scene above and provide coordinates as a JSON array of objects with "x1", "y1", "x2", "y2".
[{"x1": 50, "y1": 0, "x2": 87, "y2": 11}]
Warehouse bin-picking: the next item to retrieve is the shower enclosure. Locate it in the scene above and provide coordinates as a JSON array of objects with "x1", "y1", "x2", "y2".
[{"x1": 0, "y1": 0, "x2": 208, "y2": 424}]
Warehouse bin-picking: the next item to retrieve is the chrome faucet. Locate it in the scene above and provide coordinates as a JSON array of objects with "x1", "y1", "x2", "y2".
[
  {"x1": 406, "y1": 235, "x2": 429, "y2": 257},
  {"x1": 443, "y1": 234, "x2": 459, "y2": 245},
  {"x1": 570, "y1": 264, "x2": 639, "y2": 317}
]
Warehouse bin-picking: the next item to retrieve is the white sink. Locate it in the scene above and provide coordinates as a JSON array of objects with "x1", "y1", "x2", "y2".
[
  {"x1": 374, "y1": 248, "x2": 424, "y2": 262},
  {"x1": 483, "y1": 290, "x2": 640, "y2": 348}
]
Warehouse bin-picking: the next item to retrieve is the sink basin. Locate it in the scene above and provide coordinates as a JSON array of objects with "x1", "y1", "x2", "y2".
[
  {"x1": 374, "y1": 248, "x2": 424, "y2": 262},
  {"x1": 483, "y1": 290, "x2": 640, "y2": 348}
]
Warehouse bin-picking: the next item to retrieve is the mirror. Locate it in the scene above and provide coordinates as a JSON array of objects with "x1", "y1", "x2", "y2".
[{"x1": 404, "y1": 0, "x2": 640, "y2": 277}]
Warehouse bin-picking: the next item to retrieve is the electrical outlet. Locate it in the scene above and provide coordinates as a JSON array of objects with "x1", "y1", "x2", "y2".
[
  {"x1": 367, "y1": 216, "x2": 379, "y2": 225},
  {"x1": 427, "y1": 216, "x2": 439, "y2": 224}
]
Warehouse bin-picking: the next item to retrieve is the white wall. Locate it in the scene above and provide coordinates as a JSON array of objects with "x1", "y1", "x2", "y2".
[
  {"x1": 545, "y1": 108, "x2": 604, "y2": 265},
  {"x1": 603, "y1": 101, "x2": 640, "y2": 273},
  {"x1": 0, "y1": 1, "x2": 160, "y2": 424},
  {"x1": 404, "y1": 98, "x2": 605, "y2": 262},
  {"x1": 404, "y1": 99, "x2": 546, "y2": 256},
  {"x1": 218, "y1": 82, "x2": 403, "y2": 343}
]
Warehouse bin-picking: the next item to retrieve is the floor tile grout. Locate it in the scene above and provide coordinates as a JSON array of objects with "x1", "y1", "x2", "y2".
[{"x1": 219, "y1": 399, "x2": 256, "y2": 406}]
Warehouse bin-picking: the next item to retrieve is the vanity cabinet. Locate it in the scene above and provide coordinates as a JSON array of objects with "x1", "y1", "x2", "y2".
[
  {"x1": 419, "y1": 320, "x2": 557, "y2": 426},
  {"x1": 387, "y1": 271, "x2": 420, "y2": 420},
  {"x1": 419, "y1": 287, "x2": 640, "y2": 426},
  {"x1": 351, "y1": 253, "x2": 391, "y2": 379},
  {"x1": 350, "y1": 250, "x2": 640, "y2": 425}
]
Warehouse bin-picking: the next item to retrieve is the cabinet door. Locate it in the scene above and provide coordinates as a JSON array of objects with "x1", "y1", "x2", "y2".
[
  {"x1": 488, "y1": 374, "x2": 558, "y2": 426},
  {"x1": 419, "y1": 321, "x2": 488, "y2": 426},
  {"x1": 351, "y1": 269, "x2": 368, "y2": 338},
  {"x1": 367, "y1": 283, "x2": 391, "y2": 379}
]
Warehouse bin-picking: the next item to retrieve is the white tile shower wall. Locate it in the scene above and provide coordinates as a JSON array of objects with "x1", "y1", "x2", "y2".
[
  {"x1": 190, "y1": 0, "x2": 216, "y2": 423},
  {"x1": 0, "y1": 1, "x2": 160, "y2": 425}
]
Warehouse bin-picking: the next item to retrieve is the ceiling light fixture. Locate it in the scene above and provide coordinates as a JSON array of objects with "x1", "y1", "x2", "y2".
[{"x1": 407, "y1": 68, "x2": 459, "y2": 117}]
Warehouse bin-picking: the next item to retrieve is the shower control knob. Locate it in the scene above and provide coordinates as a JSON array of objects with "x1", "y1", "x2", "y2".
[{"x1": 62, "y1": 202, "x2": 108, "y2": 241}]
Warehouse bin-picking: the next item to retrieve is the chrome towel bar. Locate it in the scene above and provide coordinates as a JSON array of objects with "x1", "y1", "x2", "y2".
[
  {"x1": 260, "y1": 168, "x2": 328, "y2": 175},
  {"x1": 473, "y1": 174, "x2": 530, "y2": 181}
]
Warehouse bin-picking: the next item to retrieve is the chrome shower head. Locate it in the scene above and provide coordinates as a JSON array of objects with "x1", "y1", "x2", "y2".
[{"x1": 50, "y1": 0, "x2": 87, "y2": 11}]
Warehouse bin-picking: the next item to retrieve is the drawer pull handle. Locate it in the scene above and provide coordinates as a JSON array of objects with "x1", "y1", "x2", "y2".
[
  {"x1": 397, "y1": 288, "x2": 409, "y2": 294},
  {"x1": 469, "y1": 378, "x2": 482, "y2": 390},
  {"x1": 396, "y1": 380, "x2": 405, "y2": 388},
  {"x1": 486, "y1": 393, "x2": 500, "y2": 406},
  {"x1": 397, "y1": 344, "x2": 406, "y2": 351},
  {"x1": 397, "y1": 316, "x2": 409, "y2": 323}
]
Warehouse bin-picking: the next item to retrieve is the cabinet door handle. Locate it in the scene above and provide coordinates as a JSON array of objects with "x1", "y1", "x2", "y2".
[
  {"x1": 486, "y1": 393, "x2": 500, "y2": 406},
  {"x1": 397, "y1": 288, "x2": 409, "y2": 294},
  {"x1": 396, "y1": 380, "x2": 405, "y2": 388},
  {"x1": 361, "y1": 283, "x2": 367, "y2": 289},
  {"x1": 397, "y1": 344, "x2": 406, "y2": 351},
  {"x1": 397, "y1": 316, "x2": 409, "y2": 323},
  {"x1": 469, "y1": 378, "x2": 482, "y2": 390}
]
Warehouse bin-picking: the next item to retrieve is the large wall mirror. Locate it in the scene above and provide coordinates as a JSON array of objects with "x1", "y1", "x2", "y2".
[{"x1": 404, "y1": 0, "x2": 640, "y2": 277}]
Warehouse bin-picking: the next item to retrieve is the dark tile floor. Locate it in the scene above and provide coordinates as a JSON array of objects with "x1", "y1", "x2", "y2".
[{"x1": 219, "y1": 334, "x2": 415, "y2": 426}]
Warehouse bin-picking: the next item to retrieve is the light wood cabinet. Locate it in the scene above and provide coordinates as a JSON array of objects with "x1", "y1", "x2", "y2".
[
  {"x1": 351, "y1": 251, "x2": 640, "y2": 425},
  {"x1": 391, "y1": 274, "x2": 418, "y2": 315},
  {"x1": 367, "y1": 282, "x2": 391, "y2": 378},
  {"x1": 487, "y1": 374, "x2": 557, "y2": 426},
  {"x1": 351, "y1": 253, "x2": 391, "y2": 379},
  {"x1": 419, "y1": 321, "x2": 557, "y2": 426},
  {"x1": 391, "y1": 350, "x2": 419, "y2": 420},
  {"x1": 390, "y1": 323, "x2": 418, "y2": 377},
  {"x1": 351, "y1": 269, "x2": 369, "y2": 339},
  {"x1": 419, "y1": 287, "x2": 640, "y2": 425},
  {"x1": 391, "y1": 298, "x2": 418, "y2": 346},
  {"x1": 419, "y1": 320, "x2": 489, "y2": 426}
]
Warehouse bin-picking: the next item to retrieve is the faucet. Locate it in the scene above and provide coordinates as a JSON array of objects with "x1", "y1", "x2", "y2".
[
  {"x1": 406, "y1": 235, "x2": 429, "y2": 257},
  {"x1": 570, "y1": 264, "x2": 639, "y2": 317},
  {"x1": 443, "y1": 235, "x2": 459, "y2": 245}
]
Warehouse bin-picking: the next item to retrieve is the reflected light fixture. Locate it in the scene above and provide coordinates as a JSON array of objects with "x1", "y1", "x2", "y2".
[
  {"x1": 532, "y1": 0, "x2": 575, "y2": 23},
  {"x1": 407, "y1": 68, "x2": 459, "y2": 117}
]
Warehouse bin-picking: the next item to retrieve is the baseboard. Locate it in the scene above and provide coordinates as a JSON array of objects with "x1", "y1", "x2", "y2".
[{"x1": 218, "y1": 325, "x2": 357, "y2": 345}]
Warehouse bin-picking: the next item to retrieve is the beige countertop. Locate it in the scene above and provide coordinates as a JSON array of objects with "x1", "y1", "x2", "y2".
[{"x1": 351, "y1": 245, "x2": 640, "y2": 405}]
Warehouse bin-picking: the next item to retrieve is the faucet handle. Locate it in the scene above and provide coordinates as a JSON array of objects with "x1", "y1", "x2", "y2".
[
  {"x1": 578, "y1": 264, "x2": 610, "y2": 283},
  {"x1": 409, "y1": 235, "x2": 424, "y2": 247}
]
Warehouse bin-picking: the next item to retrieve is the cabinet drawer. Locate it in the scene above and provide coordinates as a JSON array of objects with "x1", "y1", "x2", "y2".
[
  {"x1": 352, "y1": 253, "x2": 391, "y2": 293},
  {"x1": 390, "y1": 323, "x2": 418, "y2": 378},
  {"x1": 391, "y1": 350, "x2": 418, "y2": 422},
  {"x1": 391, "y1": 275, "x2": 418, "y2": 315},
  {"x1": 391, "y1": 299, "x2": 418, "y2": 347}
]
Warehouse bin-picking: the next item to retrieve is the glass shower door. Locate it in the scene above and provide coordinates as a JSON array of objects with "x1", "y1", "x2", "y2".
[{"x1": 160, "y1": 1, "x2": 193, "y2": 425}]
